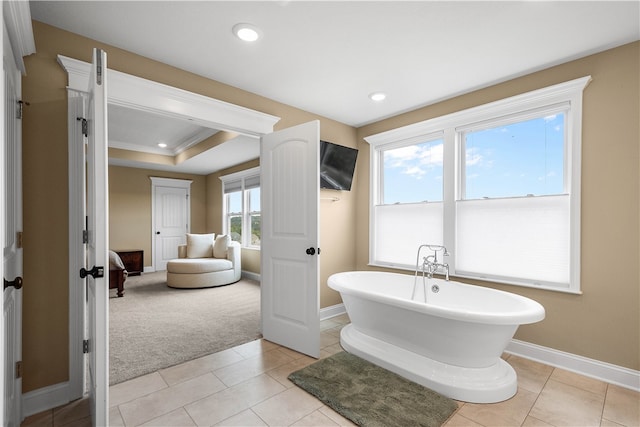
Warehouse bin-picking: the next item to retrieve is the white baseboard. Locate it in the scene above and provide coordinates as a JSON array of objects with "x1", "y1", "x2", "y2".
[
  {"x1": 320, "y1": 303, "x2": 346, "y2": 321},
  {"x1": 322, "y1": 303, "x2": 639, "y2": 392},
  {"x1": 506, "y1": 339, "x2": 640, "y2": 392},
  {"x1": 144, "y1": 266, "x2": 155, "y2": 273},
  {"x1": 22, "y1": 381, "x2": 74, "y2": 418},
  {"x1": 241, "y1": 271, "x2": 260, "y2": 282}
]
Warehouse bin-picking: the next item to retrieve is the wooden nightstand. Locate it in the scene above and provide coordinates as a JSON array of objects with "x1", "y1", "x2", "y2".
[{"x1": 115, "y1": 250, "x2": 143, "y2": 276}]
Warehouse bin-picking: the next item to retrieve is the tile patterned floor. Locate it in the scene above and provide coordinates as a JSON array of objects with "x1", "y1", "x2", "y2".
[{"x1": 22, "y1": 314, "x2": 640, "y2": 426}]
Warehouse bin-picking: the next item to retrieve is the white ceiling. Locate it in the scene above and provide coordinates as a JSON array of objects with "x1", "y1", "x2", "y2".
[{"x1": 30, "y1": 1, "x2": 640, "y2": 174}]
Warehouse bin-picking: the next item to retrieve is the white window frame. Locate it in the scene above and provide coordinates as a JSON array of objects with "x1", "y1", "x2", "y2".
[
  {"x1": 365, "y1": 76, "x2": 591, "y2": 294},
  {"x1": 220, "y1": 166, "x2": 261, "y2": 249}
]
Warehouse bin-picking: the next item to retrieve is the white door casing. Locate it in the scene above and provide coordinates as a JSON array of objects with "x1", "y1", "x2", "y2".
[
  {"x1": 261, "y1": 120, "x2": 320, "y2": 358},
  {"x1": 151, "y1": 177, "x2": 191, "y2": 271},
  {"x1": 2, "y1": 18, "x2": 23, "y2": 427},
  {"x1": 57, "y1": 54, "x2": 280, "y2": 419},
  {"x1": 84, "y1": 48, "x2": 109, "y2": 426}
]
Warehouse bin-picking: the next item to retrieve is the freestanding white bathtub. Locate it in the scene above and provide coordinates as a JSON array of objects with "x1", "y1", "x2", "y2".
[{"x1": 328, "y1": 271, "x2": 545, "y2": 403}]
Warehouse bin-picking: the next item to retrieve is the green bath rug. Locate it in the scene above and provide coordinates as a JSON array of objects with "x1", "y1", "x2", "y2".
[{"x1": 288, "y1": 351, "x2": 458, "y2": 427}]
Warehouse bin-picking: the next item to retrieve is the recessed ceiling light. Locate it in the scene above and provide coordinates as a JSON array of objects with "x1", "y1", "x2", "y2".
[
  {"x1": 157, "y1": 143, "x2": 167, "y2": 148},
  {"x1": 369, "y1": 92, "x2": 387, "y2": 102},
  {"x1": 233, "y1": 23, "x2": 261, "y2": 42}
]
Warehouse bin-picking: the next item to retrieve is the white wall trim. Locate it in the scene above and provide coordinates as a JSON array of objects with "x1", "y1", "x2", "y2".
[
  {"x1": 56, "y1": 55, "x2": 280, "y2": 136},
  {"x1": 241, "y1": 270, "x2": 260, "y2": 282},
  {"x1": 506, "y1": 339, "x2": 640, "y2": 392},
  {"x1": 320, "y1": 303, "x2": 638, "y2": 391},
  {"x1": 22, "y1": 382, "x2": 71, "y2": 418},
  {"x1": 320, "y1": 303, "x2": 347, "y2": 321}
]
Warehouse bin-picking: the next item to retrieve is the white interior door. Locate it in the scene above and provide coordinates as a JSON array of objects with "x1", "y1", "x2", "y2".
[
  {"x1": 261, "y1": 120, "x2": 320, "y2": 358},
  {"x1": 153, "y1": 183, "x2": 189, "y2": 271},
  {"x1": 2, "y1": 20, "x2": 23, "y2": 427},
  {"x1": 84, "y1": 48, "x2": 109, "y2": 426}
]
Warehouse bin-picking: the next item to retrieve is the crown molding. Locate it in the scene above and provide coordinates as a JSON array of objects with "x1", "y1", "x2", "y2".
[{"x1": 3, "y1": 0, "x2": 36, "y2": 74}]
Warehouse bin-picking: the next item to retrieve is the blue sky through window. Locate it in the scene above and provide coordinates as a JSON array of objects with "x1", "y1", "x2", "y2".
[{"x1": 382, "y1": 113, "x2": 565, "y2": 204}]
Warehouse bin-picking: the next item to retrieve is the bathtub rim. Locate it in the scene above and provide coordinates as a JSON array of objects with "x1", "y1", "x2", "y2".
[{"x1": 328, "y1": 270, "x2": 545, "y2": 325}]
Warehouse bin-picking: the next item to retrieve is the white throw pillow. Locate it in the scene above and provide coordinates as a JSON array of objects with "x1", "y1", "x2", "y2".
[
  {"x1": 213, "y1": 234, "x2": 231, "y2": 259},
  {"x1": 186, "y1": 233, "x2": 215, "y2": 258}
]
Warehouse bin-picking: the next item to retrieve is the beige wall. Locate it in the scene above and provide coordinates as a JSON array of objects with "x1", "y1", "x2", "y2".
[
  {"x1": 22, "y1": 21, "x2": 358, "y2": 393},
  {"x1": 356, "y1": 41, "x2": 640, "y2": 371},
  {"x1": 22, "y1": 19, "x2": 637, "y2": 396},
  {"x1": 109, "y1": 166, "x2": 208, "y2": 267}
]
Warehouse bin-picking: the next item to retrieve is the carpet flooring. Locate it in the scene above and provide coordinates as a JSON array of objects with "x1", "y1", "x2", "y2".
[
  {"x1": 288, "y1": 351, "x2": 458, "y2": 427},
  {"x1": 109, "y1": 271, "x2": 262, "y2": 385}
]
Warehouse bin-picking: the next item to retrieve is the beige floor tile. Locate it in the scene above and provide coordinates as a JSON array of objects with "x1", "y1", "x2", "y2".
[
  {"x1": 159, "y1": 348, "x2": 244, "y2": 386},
  {"x1": 118, "y1": 373, "x2": 226, "y2": 426},
  {"x1": 522, "y1": 415, "x2": 555, "y2": 426},
  {"x1": 214, "y1": 409, "x2": 267, "y2": 426},
  {"x1": 320, "y1": 345, "x2": 344, "y2": 358},
  {"x1": 213, "y1": 348, "x2": 294, "y2": 387},
  {"x1": 603, "y1": 384, "x2": 640, "y2": 427},
  {"x1": 251, "y1": 386, "x2": 324, "y2": 426},
  {"x1": 185, "y1": 374, "x2": 285, "y2": 426},
  {"x1": 320, "y1": 331, "x2": 341, "y2": 348},
  {"x1": 275, "y1": 346, "x2": 308, "y2": 360},
  {"x1": 442, "y1": 412, "x2": 483, "y2": 427},
  {"x1": 457, "y1": 387, "x2": 538, "y2": 427},
  {"x1": 318, "y1": 406, "x2": 357, "y2": 427},
  {"x1": 320, "y1": 319, "x2": 341, "y2": 331},
  {"x1": 139, "y1": 408, "x2": 196, "y2": 426},
  {"x1": 108, "y1": 406, "x2": 125, "y2": 426},
  {"x1": 550, "y1": 368, "x2": 608, "y2": 395},
  {"x1": 507, "y1": 355, "x2": 554, "y2": 394},
  {"x1": 600, "y1": 418, "x2": 626, "y2": 426},
  {"x1": 292, "y1": 409, "x2": 340, "y2": 426},
  {"x1": 266, "y1": 355, "x2": 318, "y2": 388},
  {"x1": 109, "y1": 371, "x2": 168, "y2": 408},
  {"x1": 329, "y1": 314, "x2": 350, "y2": 324},
  {"x1": 232, "y1": 338, "x2": 279, "y2": 359},
  {"x1": 529, "y1": 379, "x2": 605, "y2": 426}
]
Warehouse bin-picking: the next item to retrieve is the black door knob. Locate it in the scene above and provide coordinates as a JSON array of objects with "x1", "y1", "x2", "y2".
[
  {"x1": 306, "y1": 247, "x2": 316, "y2": 255},
  {"x1": 156, "y1": 231, "x2": 161, "y2": 235},
  {"x1": 4, "y1": 276, "x2": 23, "y2": 290}
]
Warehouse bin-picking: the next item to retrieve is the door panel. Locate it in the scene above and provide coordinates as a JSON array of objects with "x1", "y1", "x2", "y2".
[
  {"x1": 3, "y1": 20, "x2": 22, "y2": 427},
  {"x1": 86, "y1": 48, "x2": 109, "y2": 426},
  {"x1": 261, "y1": 121, "x2": 320, "y2": 358},
  {"x1": 154, "y1": 186, "x2": 188, "y2": 271}
]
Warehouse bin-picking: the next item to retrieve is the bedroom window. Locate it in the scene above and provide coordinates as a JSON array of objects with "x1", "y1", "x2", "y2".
[
  {"x1": 366, "y1": 76, "x2": 591, "y2": 293},
  {"x1": 220, "y1": 167, "x2": 261, "y2": 249}
]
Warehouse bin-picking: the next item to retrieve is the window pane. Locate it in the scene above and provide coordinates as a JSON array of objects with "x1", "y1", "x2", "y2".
[
  {"x1": 374, "y1": 203, "x2": 443, "y2": 267},
  {"x1": 382, "y1": 139, "x2": 444, "y2": 204},
  {"x1": 248, "y1": 188, "x2": 260, "y2": 212},
  {"x1": 229, "y1": 215, "x2": 242, "y2": 243},
  {"x1": 456, "y1": 195, "x2": 570, "y2": 285},
  {"x1": 464, "y1": 113, "x2": 565, "y2": 199},
  {"x1": 250, "y1": 214, "x2": 261, "y2": 246},
  {"x1": 228, "y1": 191, "x2": 242, "y2": 214}
]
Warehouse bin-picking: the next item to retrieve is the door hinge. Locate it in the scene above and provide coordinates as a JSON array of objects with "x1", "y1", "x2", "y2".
[
  {"x1": 77, "y1": 117, "x2": 88, "y2": 137},
  {"x1": 16, "y1": 231, "x2": 23, "y2": 249},
  {"x1": 82, "y1": 229, "x2": 89, "y2": 244},
  {"x1": 15, "y1": 361, "x2": 22, "y2": 379},
  {"x1": 16, "y1": 100, "x2": 28, "y2": 119},
  {"x1": 83, "y1": 339, "x2": 90, "y2": 354},
  {"x1": 96, "y1": 50, "x2": 103, "y2": 85}
]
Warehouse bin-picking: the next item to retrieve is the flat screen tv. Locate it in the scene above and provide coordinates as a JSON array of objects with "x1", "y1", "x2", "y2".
[{"x1": 320, "y1": 140, "x2": 358, "y2": 191}]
